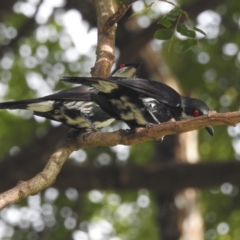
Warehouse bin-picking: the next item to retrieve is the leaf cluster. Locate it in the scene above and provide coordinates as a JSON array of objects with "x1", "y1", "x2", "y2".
[{"x1": 154, "y1": 6, "x2": 206, "y2": 52}]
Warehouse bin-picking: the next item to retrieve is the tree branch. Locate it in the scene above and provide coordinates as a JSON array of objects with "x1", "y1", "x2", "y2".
[
  {"x1": 91, "y1": 0, "x2": 116, "y2": 77},
  {"x1": 0, "y1": 110, "x2": 239, "y2": 209},
  {"x1": 0, "y1": 132, "x2": 77, "y2": 209},
  {"x1": 74, "y1": 111, "x2": 237, "y2": 147}
]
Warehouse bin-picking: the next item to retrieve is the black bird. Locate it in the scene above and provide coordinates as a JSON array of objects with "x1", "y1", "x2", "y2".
[
  {"x1": 0, "y1": 63, "x2": 141, "y2": 131},
  {"x1": 62, "y1": 76, "x2": 214, "y2": 136}
]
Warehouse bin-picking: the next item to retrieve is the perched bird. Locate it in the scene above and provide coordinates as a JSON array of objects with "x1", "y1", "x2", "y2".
[
  {"x1": 111, "y1": 63, "x2": 141, "y2": 78},
  {"x1": 0, "y1": 63, "x2": 141, "y2": 131},
  {"x1": 62, "y1": 76, "x2": 214, "y2": 136}
]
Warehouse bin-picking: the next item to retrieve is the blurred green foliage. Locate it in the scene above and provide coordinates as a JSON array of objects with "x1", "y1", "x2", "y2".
[{"x1": 1, "y1": 0, "x2": 240, "y2": 240}]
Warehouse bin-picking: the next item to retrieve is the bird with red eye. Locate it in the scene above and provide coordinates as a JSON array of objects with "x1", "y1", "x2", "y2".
[
  {"x1": 119, "y1": 63, "x2": 125, "y2": 68},
  {"x1": 193, "y1": 109, "x2": 200, "y2": 117},
  {"x1": 63, "y1": 73, "x2": 214, "y2": 137},
  {"x1": 179, "y1": 97, "x2": 214, "y2": 136},
  {"x1": 111, "y1": 63, "x2": 141, "y2": 78},
  {"x1": 63, "y1": 61, "x2": 214, "y2": 137}
]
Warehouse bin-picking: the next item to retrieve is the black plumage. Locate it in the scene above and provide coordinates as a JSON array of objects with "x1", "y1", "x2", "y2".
[{"x1": 62, "y1": 76, "x2": 214, "y2": 136}]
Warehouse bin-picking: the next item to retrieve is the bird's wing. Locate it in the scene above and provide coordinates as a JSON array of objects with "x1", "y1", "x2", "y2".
[
  {"x1": 0, "y1": 99, "x2": 49, "y2": 110},
  {"x1": 32, "y1": 111, "x2": 59, "y2": 121},
  {"x1": 42, "y1": 86, "x2": 92, "y2": 101},
  {"x1": 61, "y1": 76, "x2": 181, "y2": 107},
  {"x1": 109, "y1": 77, "x2": 181, "y2": 107},
  {"x1": 62, "y1": 77, "x2": 119, "y2": 93}
]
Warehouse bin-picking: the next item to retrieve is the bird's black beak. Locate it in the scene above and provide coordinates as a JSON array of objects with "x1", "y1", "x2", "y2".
[{"x1": 205, "y1": 126, "x2": 214, "y2": 136}]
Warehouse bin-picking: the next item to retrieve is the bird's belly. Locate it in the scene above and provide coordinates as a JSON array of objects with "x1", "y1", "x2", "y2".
[{"x1": 110, "y1": 96, "x2": 147, "y2": 125}]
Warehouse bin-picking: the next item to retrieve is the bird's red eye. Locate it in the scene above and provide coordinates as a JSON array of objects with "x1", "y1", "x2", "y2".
[
  {"x1": 119, "y1": 63, "x2": 125, "y2": 68},
  {"x1": 193, "y1": 109, "x2": 200, "y2": 117}
]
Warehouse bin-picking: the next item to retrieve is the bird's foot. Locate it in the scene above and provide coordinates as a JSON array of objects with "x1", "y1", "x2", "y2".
[
  {"x1": 146, "y1": 123, "x2": 156, "y2": 129},
  {"x1": 70, "y1": 129, "x2": 96, "y2": 142},
  {"x1": 119, "y1": 128, "x2": 135, "y2": 135},
  {"x1": 82, "y1": 131, "x2": 93, "y2": 141}
]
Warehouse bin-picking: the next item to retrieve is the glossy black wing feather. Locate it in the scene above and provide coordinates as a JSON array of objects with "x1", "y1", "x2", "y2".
[
  {"x1": 33, "y1": 111, "x2": 58, "y2": 121},
  {"x1": 42, "y1": 86, "x2": 92, "y2": 101},
  {"x1": 62, "y1": 77, "x2": 105, "y2": 86},
  {"x1": 109, "y1": 77, "x2": 181, "y2": 107},
  {"x1": 62, "y1": 76, "x2": 181, "y2": 107},
  {"x1": 62, "y1": 77, "x2": 119, "y2": 93}
]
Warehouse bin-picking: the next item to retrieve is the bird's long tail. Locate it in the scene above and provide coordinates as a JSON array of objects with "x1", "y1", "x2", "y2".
[{"x1": 0, "y1": 99, "x2": 54, "y2": 112}]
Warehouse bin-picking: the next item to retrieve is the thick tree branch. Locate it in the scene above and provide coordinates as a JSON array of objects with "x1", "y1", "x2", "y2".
[
  {"x1": 0, "y1": 131, "x2": 78, "y2": 209},
  {"x1": 74, "y1": 111, "x2": 236, "y2": 147},
  {"x1": 0, "y1": 110, "x2": 239, "y2": 209}
]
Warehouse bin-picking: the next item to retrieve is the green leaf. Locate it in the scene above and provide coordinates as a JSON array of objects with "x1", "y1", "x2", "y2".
[
  {"x1": 179, "y1": 39, "x2": 198, "y2": 52},
  {"x1": 169, "y1": 7, "x2": 182, "y2": 17},
  {"x1": 154, "y1": 29, "x2": 174, "y2": 40},
  {"x1": 177, "y1": 23, "x2": 196, "y2": 38},
  {"x1": 165, "y1": 7, "x2": 182, "y2": 21},
  {"x1": 129, "y1": 1, "x2": 156, "y2": 19},
  {"x1": 158, "y1": 18, "x2": 172, "y2": 28},
  {"x1": 194, "y1": 27, "x2": 206, "y2": 36}
]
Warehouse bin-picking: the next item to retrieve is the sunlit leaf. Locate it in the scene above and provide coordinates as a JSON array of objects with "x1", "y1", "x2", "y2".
[
  {"x1": 194, "y1": 27, "x2": 206, "y2": 36},
  {"x1": 177, "y1": 23, "x2": 196, "y2": 38},
  {"x1": 158, "y1": 18, "x2": 172, "y2": 28},
  {"x1": 179, "y1": 39, "x2": 198, "y2": 52},
  {"x1": 154, "y1": 29, "x2": 174, "y2": 40}
]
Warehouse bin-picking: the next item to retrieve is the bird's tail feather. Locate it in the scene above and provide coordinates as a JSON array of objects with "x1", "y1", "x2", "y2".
[
  {"x1": 0, "y1": 99, "x2": 42, "y2": 110},
  {"x1": 0, "y1": 99, "x2": 55, "y2": 112},
  {"x1": 62, "y1": 77, "x2": 118, "y2": 93}
]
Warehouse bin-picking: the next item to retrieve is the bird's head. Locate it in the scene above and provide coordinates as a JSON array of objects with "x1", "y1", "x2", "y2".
[
  {"x1": 181, "y1": 96, "x2": 214, "y2": 136},
  {"x1": 110, "y1": 63, "x2": 142, "y2": 78}
]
